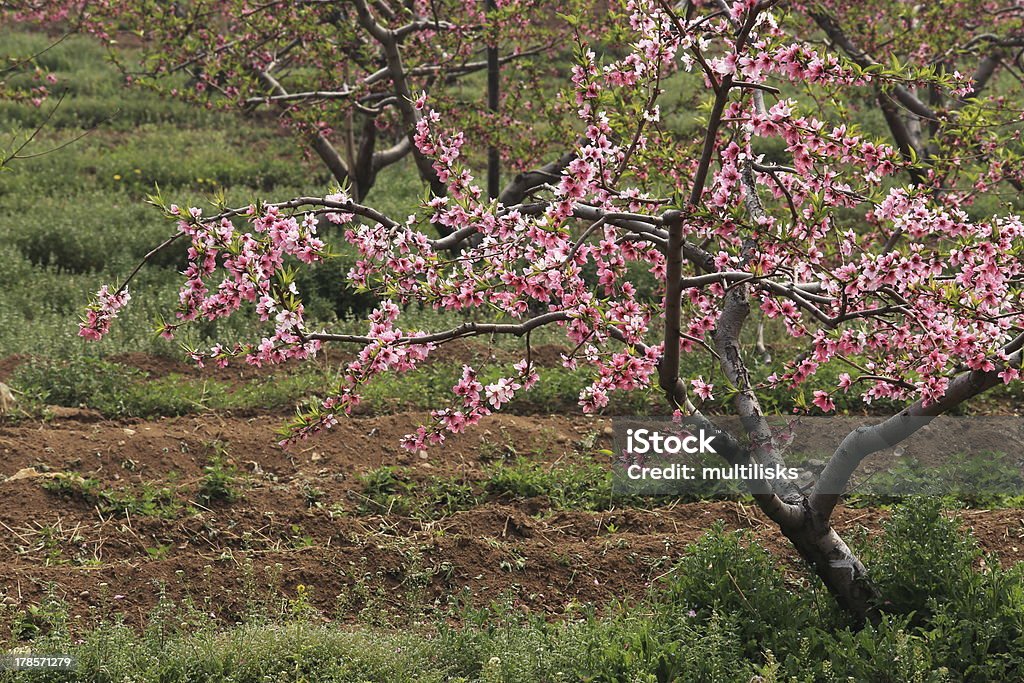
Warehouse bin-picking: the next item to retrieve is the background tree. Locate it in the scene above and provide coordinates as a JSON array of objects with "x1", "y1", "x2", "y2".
[
  {"x1": 0, "y1": 0, "x2": 63, "y2": 170},
  {"x1": 81, "y1": 0, "x2": 1024, "y2": 622},
  {"x1": 19, "y1": 0, "x2": 592, "y2": 202}
]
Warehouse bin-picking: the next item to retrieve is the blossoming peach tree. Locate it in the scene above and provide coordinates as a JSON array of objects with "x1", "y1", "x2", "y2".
[{"x1": 80, "y1": 0, "x2": 1024, "y2": 620}]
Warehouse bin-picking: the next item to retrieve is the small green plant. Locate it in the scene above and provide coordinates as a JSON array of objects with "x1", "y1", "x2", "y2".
[
  {"x1": 289, "y1": 524, "x2": 316, "y2": 549},
  {"x1": 499, "y1": 549, "x2": 528, "y2": 573},
  {"x1": 415, "y1": 477, "x2": 479, "y2": 520},
  {"x1": 35, "y1": 525, "x2": 66, "y2": 566},
  {"x1": 357, "y1": 466, "x2": 411, "y2": 514},
  {"x1": 9, "y1": 591, "x2": 69, "y2": 642},
  {"x1": 477, "y1": 426, "x2": 519, "y2": 460},
  {"x1": 197, "y1": 442, "x2": 241, "y2": 505},
  {"x1": 40, "y1": 474, "x2": 103, "y2": 505},
  {"x1": 145, "y1": 544, "x2": 172, "y2": 560},
  {"x1": 302, "y1": 483, "x2": 326, "y2": 509}
]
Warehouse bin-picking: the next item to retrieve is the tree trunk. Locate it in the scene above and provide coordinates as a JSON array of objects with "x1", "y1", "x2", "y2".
[{"x1": 780, "y1": 505, "x2": 879, "y2": 623}]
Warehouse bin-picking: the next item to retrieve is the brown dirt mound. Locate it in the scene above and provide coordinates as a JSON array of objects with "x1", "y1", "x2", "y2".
[{"x1": 0, "y1": 411, "x2": 1021, "y2": 636}]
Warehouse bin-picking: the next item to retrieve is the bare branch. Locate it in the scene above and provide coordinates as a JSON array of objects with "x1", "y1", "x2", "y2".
[
  {"x1": 256, "y1": 69, "x2": 352, "y2": 187},
  {"x1": 372, "y1": 136, "x2": 412, "y2": 171},
  {"x1": 307, "y1": 311, "x2": 570, "y2": 345},
  {"x1": 245, "y1": 88, "x2": 358, "y2": 106}
]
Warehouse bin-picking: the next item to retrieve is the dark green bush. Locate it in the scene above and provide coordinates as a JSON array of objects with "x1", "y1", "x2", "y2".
[
  {"x1": 863, "y1": 499, "x2": 1024, "y2": 679},
  {"x1": 658, "y1": 522, "x2": 833, "y2": 662},
  {"x1": 867, "y1": 499, "x2": 982, "y2": 618}
]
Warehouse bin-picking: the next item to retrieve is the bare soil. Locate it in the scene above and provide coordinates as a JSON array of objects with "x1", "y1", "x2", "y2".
[{"x1": 0, "y1": 352, "x2": 1022, "y2": 636}]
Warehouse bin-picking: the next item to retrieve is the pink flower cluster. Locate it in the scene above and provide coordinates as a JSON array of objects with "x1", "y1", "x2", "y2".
[
  {"x1": 401, "y1": 359, "x2": 539, "y2": 451},
  {"x1": 79, "y1": 285, "x2": 131, "y2": 341},
  {"x1": 163, "y1": 203, "x2": 329, "y2": 368}
]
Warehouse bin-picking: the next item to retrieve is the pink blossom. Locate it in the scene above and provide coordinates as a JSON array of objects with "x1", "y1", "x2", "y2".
[
  {"x1": 79, "y1": 286, "x2": 131, "y2": 341},
  {"x1": 485, "y1": 377, "x2": 521, "y2": 409},
  {"x1": 812, "y1": 391, "x2": 835, "y2": 413},
  {"x1": 691, "y1": 378, "x2": 714, "y2": 401}
]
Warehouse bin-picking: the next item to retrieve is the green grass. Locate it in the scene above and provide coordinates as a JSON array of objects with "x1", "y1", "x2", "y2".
[
  {"x1": 6, "y1": 346, "x2": 661, "y2": 420},
  {"x1": 485, "y1": 456, "x2": 615, "y2": 511},
  {"x1": 8, "y1": 356, "x2": 336, "y2": 417},
  {"x1": 356, "y1": 466, "x2": 479, "y2": 519},
  {"x1": 5, "y1": 500, "x2": 1024, "y2": 682},
  {"x1": 354, "y1": 458, "x2": 617, "y2": 520}
]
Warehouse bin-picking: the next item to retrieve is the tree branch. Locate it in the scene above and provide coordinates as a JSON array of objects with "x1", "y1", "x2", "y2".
[
  {"x1": 809, "y1": 10, "x2": 939, "y2": 121},
  {"x1": 498, "y1": 148, "x2": 579, "y2": 206},
  {"x1": 256, "y1": 69, "x2": 352, "y2": 187},
  {"x1": 809, "y1": 349, "x2": 1023, "y2": 520},
  {"x1": 307, "y1": 311, "x2": 570, "y2": 345}
]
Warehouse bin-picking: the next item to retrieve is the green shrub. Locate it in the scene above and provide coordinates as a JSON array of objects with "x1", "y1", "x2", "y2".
[
  {"x1": 866, "y1": 499, "x2": 981, "y2": 618},
  {"x1": 657, "y1": 522, "x2": 832, "y2": 662},
  {"x1": 854, "y1": 498, "x2": 1024, "y2": 679},
  {"x1": 824, "y1": 616, "x2": 953, "y2": 683}
]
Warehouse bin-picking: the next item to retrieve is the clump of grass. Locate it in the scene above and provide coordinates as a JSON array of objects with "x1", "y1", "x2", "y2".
[
  {"x1": 357, "y1": 466, "x2": 478, "y2": 520},
  {"x1": 485, "y1": 456, "x2": 614, "y2": 510},
  {"x1": 197, "y1": 442, "x2": 242, "y2": 505},
  {"x1": 41, "y1": 474, "x2": 182, "y2": 519},
  {"x1": 358, "y1": 466, "x2": 413, "y2": 516},
  {"x1": 12, "y1": 357, "x2": 143, "y2": 414}
]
